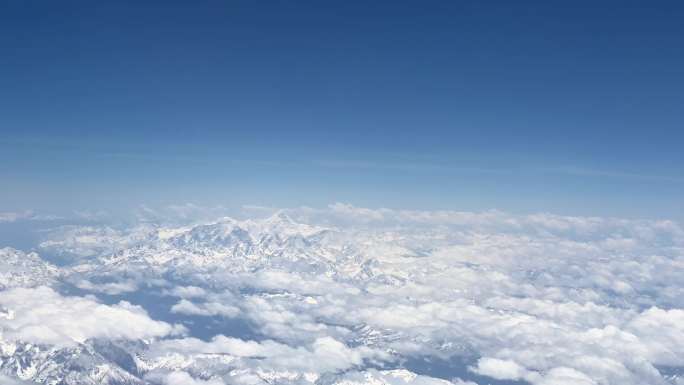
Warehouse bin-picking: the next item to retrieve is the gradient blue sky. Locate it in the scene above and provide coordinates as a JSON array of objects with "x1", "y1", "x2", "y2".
[{"x1": 1, "y1": 0, "x2": 683, "y2": 219}]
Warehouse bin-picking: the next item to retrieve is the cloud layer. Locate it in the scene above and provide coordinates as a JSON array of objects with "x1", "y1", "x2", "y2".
[
  {"x1": 2, "y1": 204, "x2": 684, "y2": 384},
  {"x1": 0, "y1": 286, "x2": 182, "y2": 347}
]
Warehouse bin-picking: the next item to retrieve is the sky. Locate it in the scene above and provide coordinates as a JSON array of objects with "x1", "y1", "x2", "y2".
[{"x1": 1, "y1": 0, "x2": 683, "y2": 219}]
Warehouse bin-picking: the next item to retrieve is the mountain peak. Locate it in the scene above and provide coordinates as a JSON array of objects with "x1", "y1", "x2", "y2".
[{"x1": 266, "y1": 211, "x2": 296, "y2": 225}]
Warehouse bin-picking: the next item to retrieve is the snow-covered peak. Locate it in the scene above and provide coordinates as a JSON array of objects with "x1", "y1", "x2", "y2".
[
  {"x1": 265, "y1": 211, "x2": 296, "y2": 225},
  {"x1": 0, "y1": 248, "x2": 59, "y2": 289},
  {"x1": 0, "y1": 339, "x2": 147, "y2": 385},
  {"x1": 244, "y1": 211, "x2": 327, "y2": 238}
]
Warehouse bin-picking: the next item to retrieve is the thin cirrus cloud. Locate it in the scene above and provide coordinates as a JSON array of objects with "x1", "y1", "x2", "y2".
[
  {"x1": 0, "y1": 210, "x2": 62, "y2": 223},
  {"x1": 321, "y1": 159, "x2": 684, "y2": 184}
]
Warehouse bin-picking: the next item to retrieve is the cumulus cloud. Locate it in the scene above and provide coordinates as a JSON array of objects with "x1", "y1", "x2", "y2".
[
  {"x1": 219, "y1": 205, "x2": 684, "y2": 384},
  {"x1": 170, "y1": 299, "x2": 240, "y2": 318},
  {"x1": 74, "y1": 278, "x2": 138, "y2": 295},
  {"x1": 146, "y1": 371, "x2": 225, "y2": 385},
  {"x1": 165, "y1": 286, "x2": 241, "y2": 318},
  {"x1": 166, "y1": 285, "x2": 208, "y2": 298},
  {"x1": 626, "y1": 307, "x2": 684, "y2": 366},
  {"x1": 533, "y1": 367, "x2": 597, "y2": 385},
  {"x1": 0, "y1": 286, "x2": 183, "y2": 347},
  {"x1": 470, "y1": 358, "x2": 528, "y2": 380},
  {"x1": 331, "y1": 369, "x2": 474, "y2": 385},
  {"x1": 259, "y1": 203, "x2": 684, "y2": 243},
  {"x1": 8, "y1": 204, "x2": 684, "y2": 385},
  {"x1": 149, "y1": 335, "x2": 388, "y2": 374}
]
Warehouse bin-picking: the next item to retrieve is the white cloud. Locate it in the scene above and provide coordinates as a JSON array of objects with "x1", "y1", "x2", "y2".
[
  {"x1": 149, "y1": 335, "x2": 388, "y2": 374},
  {"x1": 215, "y1": 205, "x2": 684, "y2": 384},
  {"x1": 146, "y1": 371, "x2": 225, "y2": 385},
  {"x1": 0, "y1": 374, "x2": 33, "y2": 384},
  {"x1": 470, "y1": 357, "x2": 528, "y2": 380},
  {"x1": 11, "y1": 204, "x2": 684, "y2": 384},
  {"x1": 166, "y1": 285, "x2": 208, "y2": 298},
  {"x1": 534, "y1": 367, "x2": 597, "y2": 385},
  {"x1": 135, "y1": 203, "x2": 235, "y2": 225},
  {"x1": 0, "y1": 210, "x2": 60, "y2": 223},
  {"x1": 0, "y1": 211, "x2": 33, "y2": 223},
  {"x1": 74, "y1": 278, "x2": 138, "y2": 295},
  {"x1": 626, "y1": 307, "x2": 684, "y2": 366},
  {"x1": 170, "y1": 299, "x2": 240, "y2": 318},
  {"x1": 0, "y1": 286, "x2": 183, "y2": 347},
  {"x1": 330, "y1": 369, "x2": 472, "y2": 385}
]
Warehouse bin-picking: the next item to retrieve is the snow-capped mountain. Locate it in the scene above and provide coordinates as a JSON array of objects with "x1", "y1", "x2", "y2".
[
  {"x1": 0, "y1": 248, "x2": 59, "y2": 289},
  {"x1": 1, "y1": 207, "x2": 684, "y2": 385},
  {"x1": 0, "y1": 339, "x2": 146, "y2": 385},
  {"x1": 71, "y1": 213, "x2": 365, "y2": 279}
]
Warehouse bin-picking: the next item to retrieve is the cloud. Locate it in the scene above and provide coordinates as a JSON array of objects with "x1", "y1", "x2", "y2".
[
  {"x1": 11, "y1": 203, "x2": 684, "y2": 384},
  {"x1": 0, "y1": 374, "x2": 33, "y2": 384},
  {"x1": 72, "y1": 209, "x2": 112, "y2": 221},
  {"x1": 170, "y1": 299, "x2": 240, "y2": 318},
  {"x1": 166, "y1": 285, "x2": 208, "y2": 298},
  {"x1": 148, "y1": 335, "x2": 388, "y2": 374},
  {"x1": 146, "y1": 371, "x2": 225, "y2": 385},
  {"x1": 215, "y1": 205, "x2": 684, "y2": 383},
  {"x1": 0, "y1": 211, "x2": 33, "y2": 223},
  {"x1": 547, "y1": 166, "x2": 684, "y2": 184},
  {"x1": 626, "y1": 307, "x2": 684, "y2": 366},
  {"x1": 330, "y1": 369, "x2": 473, "y2": 385},
  {"x1": 0, "y1": 210, "x2": 60, "y2": 222},
  {"x1": 74, "y1": 278, "x2": 138, "y2": 295},
  {"x1": 470, "y1": 358, "x2": 528, "y2": 380},
  {"x1": 135, "y1": 203, "x2": 235, "y2": 225},
  {"x1": 533, "y1": 367, "x2": 597, "y2": 385},
  {"x1": 0, "y1": 286, "x2": 183, "y2": 347}
]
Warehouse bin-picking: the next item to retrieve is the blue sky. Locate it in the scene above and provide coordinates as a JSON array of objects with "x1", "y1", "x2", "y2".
[{"x1": 1, "y1": 0, "x2": 683, "y2": 219}]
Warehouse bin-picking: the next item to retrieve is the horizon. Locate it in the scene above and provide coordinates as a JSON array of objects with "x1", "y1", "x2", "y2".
[{"x1": 2, "y1": 2, "x2": 684, "y2": 385}]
